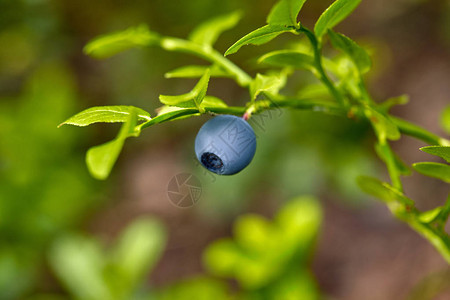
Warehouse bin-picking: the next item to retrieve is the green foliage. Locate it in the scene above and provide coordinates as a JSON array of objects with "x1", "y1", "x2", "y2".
[
  {"x1": 412, "y1": 163, "x2": 450, "y2": 183},
  {"x1": 314, "y1": 0, "x2": 362, "y2": 39},
  {"x1": 258, "y1": 50, "x2": 315, "y2": 70},
  {"x1": 204, "y1": 196, "x2": 321, "y2": 291},
  {"x1": 328, "y1": 29, "x2": 371, "y2": 74},
  {"x1": 420, "y1": 146, "x2": 450, "y2": 163},
  {"x1": 225, "y1": 25, "x2": 298, "y2": 56},
  {"x1": 59, "y1": 106, "x2": 151, "y2": 127},
  {"x1": 442, "y1": 105, "x2": 450, "y2": 134},
  {"x1": 83, "y1": 25, "x2": 160, "y2": 59},
  {"x1": 159, "y1": 69, "x2": 210, "y2": 111},
  {"x1": 60, "y1": 0, "x2": 450, "y2": 265},
  {"x1": 49, "y1": 217, "x2": 166, "y2": 300},
  {"x1": 267, "y1": 0, "x2": 307, "y2": 26},
  {"x1": 189, "y1": 11, "x2": 242, "y2": 46},
  {"x1": 86, "y1": 109, "x2": 141, "y2": 180}
]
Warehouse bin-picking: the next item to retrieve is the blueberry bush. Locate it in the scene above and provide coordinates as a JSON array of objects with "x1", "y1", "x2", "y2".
[{"x1": 60, "y1": 0, "x2": 450, "y2": 264}]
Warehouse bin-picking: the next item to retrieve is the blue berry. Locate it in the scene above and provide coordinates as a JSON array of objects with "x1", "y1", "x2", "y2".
[{"x1": 195, "y1": 115, "x2": 257, "y2": 175}]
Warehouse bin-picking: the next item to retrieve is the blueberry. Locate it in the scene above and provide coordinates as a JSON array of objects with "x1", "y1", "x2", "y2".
[{"x1": 195, "y1": 115, "x2": 257, "y2": 175}]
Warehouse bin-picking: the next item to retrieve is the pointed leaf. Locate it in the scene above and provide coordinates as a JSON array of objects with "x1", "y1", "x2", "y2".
[
  {"x1": 314, "y1": 0, "x2": 362, "y2": 38},
  {"x1": 83, "y1": 25, "x2": 160, "y2": 59},
  {"x1": 364, "y1": 106, "x2": 400, "y2": 141},
  {"x1": 258, "y1": 50, "x2": 315, "y2": 70},
  {"x1": 267, "y1": 0, "x2": 307, "y2": 26},
  {"x1": 420, "y1": 146, "x2": 450, "y2": 163},
  {"x1": 189, "y1": 11, "x2": 242, "y2": 46},
  {"x1": 201, "y1": 96, "x2": 228, "y2": 108},
  {"x1": 357, "y1": 176, "x2": 414, "y2": 206},
  {"x1": 159, "y1": 69, "x2": 210, "y2": 110},
  {"x1": 86, "y1": 110, "x2": 139, "y2": 180},
  {"x1": 441, "y1": 105, "x2": 450, "y2": 135},
  {"x1": 59, "y1": 106, "x2": 151, "y2": 127},
  {"x1": 413, "y1": 162, "x2": 450, "y2": 183},
  {"x1": 418, "y1": 207, "x2": 442, "y2": 224},
  {"x1": 328, "y1": 30, "x2": 371, "y2": 73},
  {"x1": 250, "y1": 73, "x2": 287, "y2": 101},
  {"x1": 109, "y1": 218, "x2": 166, "y2": 292},
  {"x1": 165, "y1": 64, "x2": 230, "y2": 79},
  {"x1": 225, "y1": 25, "x2": 297, "y2": 56},
  {"x1": 144, "y1": 108, "x2": 199, "y2": 127}
]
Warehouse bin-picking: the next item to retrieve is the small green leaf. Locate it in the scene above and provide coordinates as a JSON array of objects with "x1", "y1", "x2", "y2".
[
  {"x1": 420, "y1": 146, "x2": 450, "y2": 163},
  {"x1": 314, "y1": 0, "x2": 362, "y2": 39},
  {"x1": 418, "y1": 207, "x2": 442, "y2": 224},
  {"x1": 379, "y1": 95, "x2": 409, "y2": 112},
  {"x1": 234, "y1": 214, "x2": 274, "y2": 253},
  {"x1": 83, "y1": 25, "x2": 159, "y2": 59},
  {"x1": 144, "y1": 108, "x2": 199, "y2": 127},
  {"x1": 413, "y1": 162, "x2": 450, "y2": 183},
  {"x1": 165, "y1": 64, "x2": 230, "y2": 79},
  {"x1": 267, "y1": 0, "x2": 307, "y2": 26},
  {"x1": 203, "y1": 239, "x2": 240, "y2": 277},
  {"x1": 328, "y1": 30, "x2": 371, "y2": 74},
  {"x1": 364, "y1": 106, "x2": 401, "y2": 141},
  {"x1": 201, "y1": 96, "x2": 228, "y2": 108},
  {"x1": 189, "y1": 11, "x2": 242, "y2": 46},
  {"x1": 250, "y1": 73, "x2": 287, "y2": 101},
  {"x1": 258, "y1": 50, "x2": 315, "y2": 70},
  {"x1": 441, "y1": 105, "x2": 450, "y2": 135},
  {"x1": 59, "y1": 106, "x2": 151, "y2": 127},
  {"x1": 109, "y1": 218, "x2": 166, "y2": 292},
  {"x1": 86, "y1": 110, "x2": 139, "y2": 180},
  {"x1": 225, "y1": 25, "x2": 297, "y2": 56},
  {"x1": 357, "y1": 176, "x2": 414, "y2": 206},
  {"x1": 159, "y1": 69, "x2": 210, "y2": 110}
]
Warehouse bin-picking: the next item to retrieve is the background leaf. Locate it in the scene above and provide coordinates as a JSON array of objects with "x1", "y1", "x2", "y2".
[
  {"x1": 328, "y1": 30, "x2": 371, "y2": 74},
  {"x1": 314, "y1": 0, "x2": 362, "y2": 38},
  {"x1": 413, "y1": 162, "x2": 450, "y2": 183},
  {"x1": 86, "y1": 110, "x2": 139, "y2": 180},
  {"x1": 258, "y1": 50, "x2": 315, "y2": 70},
  {"x1": 83, "y1": 25, "x2": 159, "y2": 59},
  {"x1": 59, "y1": 106, "x2": 151, "y2": 127},
  {"x1": 364, "y1": 106, "x2": 401, "y2": 141},
  {"x1": 441, "y1": 105, "x2": 450, "y2": 135},
  {"x1": 165, "y1": 64, "x2": 230, "y2": 79},
  {"x1": 420, "y1": 146, "x2": 450, "y2": 163},
  {"x1": 189, "y1": 11, "x2": 242, "y2": 46},
  {"x1": 357, "y1": 176, "x2": 414, "y2": 206},
  {"x1": 225, "y1": 25, "x2": 296, "y2": 56},
  {"x1": 267, "y1": 0, "x2": 307, "y2": 26}
]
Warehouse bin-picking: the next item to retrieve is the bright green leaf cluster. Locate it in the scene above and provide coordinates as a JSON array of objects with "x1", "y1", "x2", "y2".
[
  {"x1": 203, "y1": 196, "x2": 321, "y2": 290},
  {"x1": 413, "y1": 146, "x2": 450, "y2": 183}
]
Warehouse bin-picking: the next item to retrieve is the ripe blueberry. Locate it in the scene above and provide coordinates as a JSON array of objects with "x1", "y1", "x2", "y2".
[{"x1": 195, "y1": 115, "x2": 256, "y2": 175}]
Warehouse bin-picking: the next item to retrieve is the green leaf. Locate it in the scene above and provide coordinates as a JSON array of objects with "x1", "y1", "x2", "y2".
[
  {"x1": 159, "y1": 69, "x2": 210, "y2": 110},
  {"x1": 49, "y1": 235, "x2": 111, "y2": 299},
  {"x1": 233, "y1": 214, "x2": 274, "y2": 253},
  {"x1": 418, "y1": 207, "x2": 442, "y2": 224},
  {"x1": 109, "y1": 218, "x2": 166, "y2": 293},
  {"x1": 143, "y1": 108, "x2": 199, "y2": 128},
  {"x1": 267, "y1": 0, "x2": 307, "y2": 26},
  {"x1": 441, "y1": 105, "x2": 450, "y2": 135},
  {"x1": 258, "y1": 50, "x2": 315, "y2": 70},
  {"x1": 86, "y1": 110, "x2": 139, "y2": 180},
  {"x1": 165, "y1": 64, "x2": 230, "y2": 79},
  {"x1": 420, "y1": 146, "x2": 450, "y2": 163},
  {"x1": 203, "y1": 239, "x2": 240, "y2": 277},
  {"x1": 357, "y1": 176, "x2": 414, "y2": 206},
  {"x1": 250, "y1": 73, "x2": 287, "y2": 101},
  {"x1": 413, "y1": 162, "x2": 450, "y2": 183},
  {"x1": 328, "y1": 30, "x2": 371, "y2": 73},
  {"x1": 59, "y1": 106, "x2": 151, "y2": 128},
  {"x1": 379, "y1": 95, "x2": 409, "y2": 112},
  {"x1": 83, "y1": 25, "x2": 159, "y2": 59},
  {"x1": 189, "y1": 11, "x2": 242, "y2": 46},
  {"x1": 201, "y1": 96, "x2": 228, "y2": 108},
  {"x1": 364, "y1": 106, "x2": 401, "y2": 141},
  {"x1": 314, "y1": 0, "x2": 362, "y2": 38},
  {"x1": 225, "y1": 24, "x2": 297, "y2": 56}
]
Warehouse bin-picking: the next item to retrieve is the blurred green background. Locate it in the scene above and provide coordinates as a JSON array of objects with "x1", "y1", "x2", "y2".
[{"x1": 1, "y1": 0, "x2": 449, "y2": 299}]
